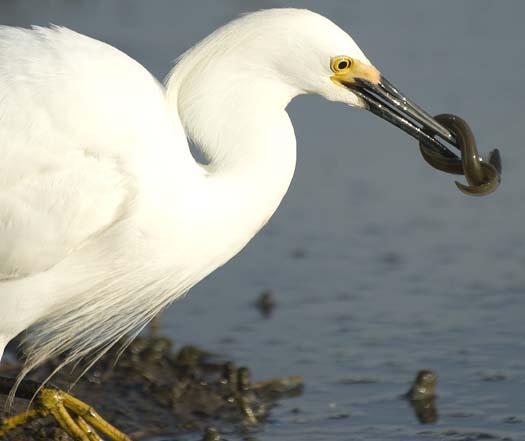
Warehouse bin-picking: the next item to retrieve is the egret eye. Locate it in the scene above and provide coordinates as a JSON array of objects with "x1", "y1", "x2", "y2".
[{"x1": 331, "y1": 56, "x2": 352, "y2": 73}]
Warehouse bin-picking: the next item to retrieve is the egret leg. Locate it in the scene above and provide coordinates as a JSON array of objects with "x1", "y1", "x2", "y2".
[
  {"x1": 0, "y1": 376, "x2": 131, "y2": 441},
  {"x1": 0, "y1": 409, "x2": 41, "y2": 433}
]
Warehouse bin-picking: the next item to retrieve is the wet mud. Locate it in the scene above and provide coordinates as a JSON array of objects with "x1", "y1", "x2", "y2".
[{"x1": 0, "y1": 335, "x2": 303, "y2": 440}]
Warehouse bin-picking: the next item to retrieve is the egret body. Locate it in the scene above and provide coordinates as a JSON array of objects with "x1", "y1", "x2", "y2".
[
  {"x1": 0, "y1": 10, "x2": 456, "y2": 438},
  {"x1": 0, "y1": 8, "x2": 375, "y2": 375}
]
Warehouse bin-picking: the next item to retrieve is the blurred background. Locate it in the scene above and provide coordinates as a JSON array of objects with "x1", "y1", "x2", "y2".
[{"x1": 2, "y1": 1, "x2": 525, "y2": 440}]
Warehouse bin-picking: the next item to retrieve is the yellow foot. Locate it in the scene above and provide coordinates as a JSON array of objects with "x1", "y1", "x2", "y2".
[{"x1": 1, "y1": 387, "x2": 131, "y2": 441}]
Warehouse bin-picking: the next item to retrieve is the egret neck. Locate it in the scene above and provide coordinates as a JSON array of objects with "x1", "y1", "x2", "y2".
[{"x1": 165, "y1": 54, "x2": 301, "y2": 260}]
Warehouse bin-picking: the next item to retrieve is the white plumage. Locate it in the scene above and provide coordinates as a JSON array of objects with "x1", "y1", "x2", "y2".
[{"x1": 0, "y1": 9, "x2": 371, "y2": 390}]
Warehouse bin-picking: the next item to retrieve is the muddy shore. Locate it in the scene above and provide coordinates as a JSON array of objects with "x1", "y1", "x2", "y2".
[{"x1": 0, "y1": 334, "x2": 303, "y2": 440}]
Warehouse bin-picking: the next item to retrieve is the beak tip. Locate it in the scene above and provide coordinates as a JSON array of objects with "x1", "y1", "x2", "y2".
[{"x1": 350, "y1": 75, "x2": 458, "y2": 159}]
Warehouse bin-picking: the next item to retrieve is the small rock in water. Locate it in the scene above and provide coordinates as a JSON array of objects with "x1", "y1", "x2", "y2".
[
  {"x1": 255, "y1": 290, "x2": 276, "y2": 318},
  {"x1": 202, "y1": 427, "x2": 221, "y2": 441},
  {"x1": 221, "y1": 361, "x2": 237, "y2": 388},
  {"x1": 404, "y1": 369, "x2": 439, "y2": 424},
  {"x1": 237, "y1": 367, "x2": 251, "y2": 392},
  {"x1": 406, "y1": 369, "x2": 437, "y2": 401}
]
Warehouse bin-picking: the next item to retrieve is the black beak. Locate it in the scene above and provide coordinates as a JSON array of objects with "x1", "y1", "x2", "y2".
[{"x1": 347, "y1": 76, "x2": 460, "y2": 160}]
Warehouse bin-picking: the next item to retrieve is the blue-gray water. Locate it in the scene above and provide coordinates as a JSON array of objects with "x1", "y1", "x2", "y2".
[{"x1": 3, "y1": 1, "x2": 525, "y2": 440}]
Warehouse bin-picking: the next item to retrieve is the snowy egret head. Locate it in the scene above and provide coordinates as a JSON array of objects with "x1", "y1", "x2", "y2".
[
  {"x1": 234, "y1": 9, "x2": 381, "y2": 107},
  {"x1": 173, "y1": 9, "x2": 455, "y2": 156}
]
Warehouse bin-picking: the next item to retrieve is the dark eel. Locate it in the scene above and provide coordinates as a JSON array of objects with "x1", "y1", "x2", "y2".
[{"x1": 419, "y1": 114, "x2": 501, "y2": 196}]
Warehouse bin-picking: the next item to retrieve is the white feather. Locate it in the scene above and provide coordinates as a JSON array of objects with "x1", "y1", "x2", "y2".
[{"x1": 0, "y1": 8, "x2": 371, "y2": 399}]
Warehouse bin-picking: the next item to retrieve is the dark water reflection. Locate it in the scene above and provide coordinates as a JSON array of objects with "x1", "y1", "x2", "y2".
[{"x1": 2, "y1": 1, "x2": 525, "y2": 440}]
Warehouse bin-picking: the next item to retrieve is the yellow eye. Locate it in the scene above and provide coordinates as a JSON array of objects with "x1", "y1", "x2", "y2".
[{"x1": 331, "y1": 56, "x2": 353, "y2": 73}]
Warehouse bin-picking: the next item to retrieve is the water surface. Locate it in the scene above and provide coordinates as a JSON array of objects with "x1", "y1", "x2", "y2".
[{"x1": 2, "y1": 1, "x2": 525, "y2": 440}]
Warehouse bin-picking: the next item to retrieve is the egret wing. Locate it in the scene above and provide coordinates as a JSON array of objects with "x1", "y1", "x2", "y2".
[{"x1": 0, "y1": 26, "x2": 183, "y2": 280}]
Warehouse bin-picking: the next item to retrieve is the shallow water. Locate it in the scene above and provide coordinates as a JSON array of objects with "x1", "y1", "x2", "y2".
[{"x1": 3, "y1": 1, "x2": 525, "y2": 440}]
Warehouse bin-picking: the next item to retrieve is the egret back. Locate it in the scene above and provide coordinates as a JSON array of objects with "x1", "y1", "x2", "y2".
[{"x1": 0, "y1": 26, "x2": 198, "y2": 385}]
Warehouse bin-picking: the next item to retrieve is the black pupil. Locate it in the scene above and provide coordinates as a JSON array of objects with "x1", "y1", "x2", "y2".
[{"x1": 338, "y1": 60, "x2": 349, "y2": 69}]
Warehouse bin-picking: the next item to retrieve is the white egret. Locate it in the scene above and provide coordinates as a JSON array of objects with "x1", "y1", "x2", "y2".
[{"x1": 0, "y1": 8, "x2": 457, "y2": 440}]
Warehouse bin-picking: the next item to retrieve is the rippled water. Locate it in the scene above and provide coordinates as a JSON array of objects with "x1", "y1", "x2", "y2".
[{"x1": 3, "y1": 1, "x2": 525, "y2": 440}]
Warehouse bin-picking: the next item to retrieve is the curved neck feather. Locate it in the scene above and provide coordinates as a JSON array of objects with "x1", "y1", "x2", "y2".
[{"x1": 163, "y1": 43, "x2": 300, "y2": 257}]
